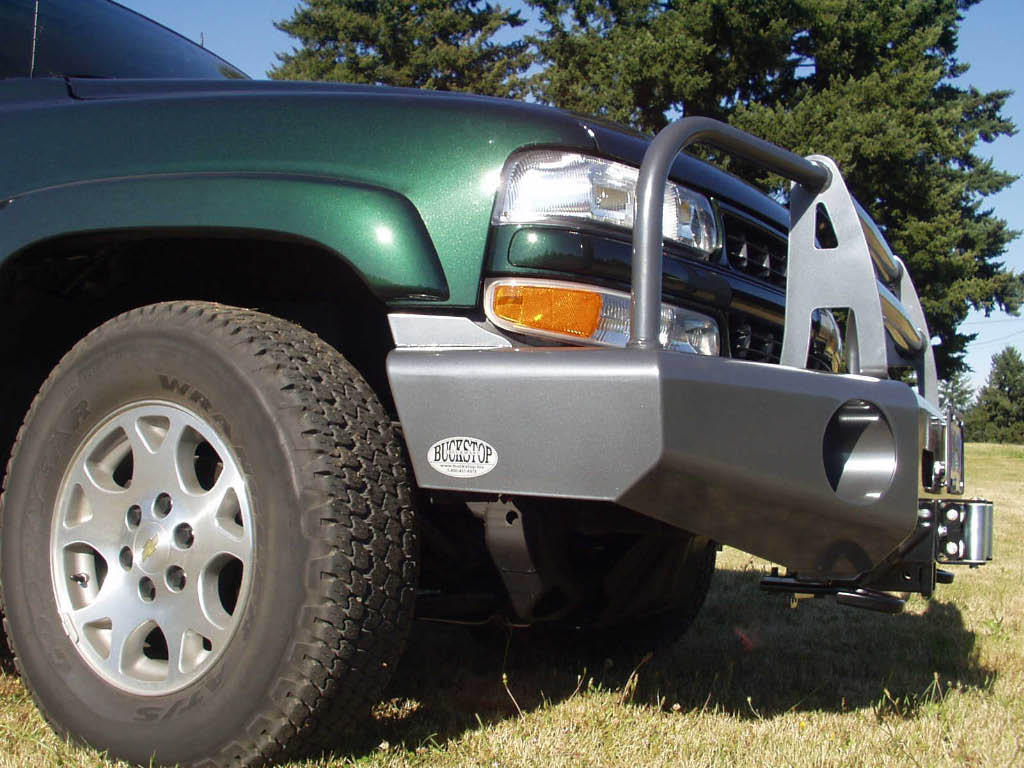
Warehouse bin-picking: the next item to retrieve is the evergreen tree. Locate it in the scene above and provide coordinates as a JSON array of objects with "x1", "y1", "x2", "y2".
[
  {"x1": 270, "y1": 0, "x2": 532, "y2": 97},
  {"x1": 939, "y1": 369, "x2": 976, "y2": 413},
  {"x1": 964, "y1": 346, "x2": 1024, "y2": 443},
  {"x1": 527, "y1": 0, "x2": 1021, "y2": 376},
  {"x1": 526, "y1": 0, "x2": 798, "y2": 132}
]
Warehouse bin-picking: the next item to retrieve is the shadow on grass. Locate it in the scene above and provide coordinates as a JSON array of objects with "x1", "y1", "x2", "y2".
[{"x1": 326, "y1": 566, "x2": 994, "y2": 757}]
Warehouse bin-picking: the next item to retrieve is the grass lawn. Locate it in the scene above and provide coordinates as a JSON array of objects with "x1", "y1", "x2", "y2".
[{"x1": 2, "y1": 444, "x2": 1021, "y2": 767}]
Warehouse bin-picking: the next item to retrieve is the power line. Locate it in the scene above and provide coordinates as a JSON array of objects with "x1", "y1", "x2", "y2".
[
  {"x1": 970, "y1": 329, "x2": 1024, "y2": 347},
  {"x1": 961, "y1": 317, "x2": 1024, "y2": 326}
]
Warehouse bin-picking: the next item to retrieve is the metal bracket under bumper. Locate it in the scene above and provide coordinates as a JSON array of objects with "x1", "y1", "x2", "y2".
[
  {"x1": 759, "y1": 497, "x2": 993, "y2": 613},
  {"x1": 388, "y1": 345, "x2": 922, "y2": 580}
]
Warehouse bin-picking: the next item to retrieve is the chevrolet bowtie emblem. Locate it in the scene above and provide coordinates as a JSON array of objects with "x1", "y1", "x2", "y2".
[{"x1": 142, "y1": 536, "x2": 159, "y2": 561}]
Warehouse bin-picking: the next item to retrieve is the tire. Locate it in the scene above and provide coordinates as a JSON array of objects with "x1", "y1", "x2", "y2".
[
  {"x1": 574, "y1": 531, "x2": 717, "y2": 654},
  {"x1": 0, "y1": 302, "x2": 417, "y2": 767},
  {"x1": 617, "y1": 534, "x2": 717, "y2": 651}
]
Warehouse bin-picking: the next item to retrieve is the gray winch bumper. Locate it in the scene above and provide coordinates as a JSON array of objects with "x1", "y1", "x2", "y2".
[
  {"x1": 388, "y1": 346, "x2": 924, "y2": 579},
  {"x1": 387, "y1": 116, "x2": 993, "y2": 588}
]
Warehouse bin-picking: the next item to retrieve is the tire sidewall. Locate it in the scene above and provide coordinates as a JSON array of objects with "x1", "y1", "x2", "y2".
[{"x1": 2, "y1": 312, "x2": 318, "y2": 764}]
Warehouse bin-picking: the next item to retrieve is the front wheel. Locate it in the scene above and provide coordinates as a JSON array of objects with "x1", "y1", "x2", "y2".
[{"x1": 0, "y1": 302, "x2": 417, "y2": 766}]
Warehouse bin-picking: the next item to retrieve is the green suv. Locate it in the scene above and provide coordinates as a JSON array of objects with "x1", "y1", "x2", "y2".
[{"x1": 0, "y1": 1, "x2": 993, "y2": 766}]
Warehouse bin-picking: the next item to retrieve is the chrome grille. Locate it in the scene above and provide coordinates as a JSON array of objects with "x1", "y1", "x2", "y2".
[
  {"x1": 730, "y1": 314, "x2": 782, "y2": 364},
  {"x1": 730, "y1": 312, "x2": 835, "y2": 372},
  {"x1": 723, "y1": 214, "x2": 787, "y2": 288}
]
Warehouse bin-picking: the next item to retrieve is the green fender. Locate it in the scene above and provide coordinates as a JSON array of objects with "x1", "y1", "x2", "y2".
[{"x1": 0, "y1": 172, "x2": 449, "y2": 301}]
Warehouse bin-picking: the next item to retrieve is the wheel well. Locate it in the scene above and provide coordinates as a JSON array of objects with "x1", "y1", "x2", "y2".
[{"x1": 0, "y1": 230, "x2": 397, "y2": 487}]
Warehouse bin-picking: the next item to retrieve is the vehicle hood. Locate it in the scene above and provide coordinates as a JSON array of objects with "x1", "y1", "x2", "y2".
[{"x1": 67, "y1": 78, "x2": 789, "y2": 230}]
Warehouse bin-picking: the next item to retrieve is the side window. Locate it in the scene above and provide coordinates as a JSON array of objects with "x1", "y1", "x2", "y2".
[
  {"x1": 6, "y1": 0, "x2": 246, "y2": 80},
  {"x1": 0, "y1": 1, "x2": 33, "y2": 79}
]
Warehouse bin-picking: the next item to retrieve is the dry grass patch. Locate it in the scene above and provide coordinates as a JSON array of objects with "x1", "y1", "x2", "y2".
[{"x1": 1, "y1": 444, "x2": 1021, "y2": 767}]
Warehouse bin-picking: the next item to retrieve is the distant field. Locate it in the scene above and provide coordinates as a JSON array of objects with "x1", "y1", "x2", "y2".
[{"x1": 2, "y1": 443, "x2": 1021, "y2": 767}]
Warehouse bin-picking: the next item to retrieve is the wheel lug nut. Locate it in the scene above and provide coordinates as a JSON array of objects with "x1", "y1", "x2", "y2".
[
  {"x1": 173, "y1": 523, "x2": 194, "y2": 549},
  {"x1": 119, "y1": 546, "x2": 133, "y2": 570},
  {"x1": 126, "y1": 505, "x2": 141, "y2": 528},
  {"x1": 139, "y1": 577, "x2": 156, "y2": 602},
  {"x1": 154, "y1": 493, "x2": 172, "y2": 518}
]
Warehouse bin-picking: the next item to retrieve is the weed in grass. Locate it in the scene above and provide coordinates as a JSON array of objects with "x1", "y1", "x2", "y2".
[{"x1": 872, "y1": 674, "x2": 947, "y2": 722}]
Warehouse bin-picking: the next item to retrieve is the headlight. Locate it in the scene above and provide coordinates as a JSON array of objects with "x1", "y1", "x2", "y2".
[
  {"x1": 484, "y1": 278, "x2": 720, "y2": 355},
  {"x1": 493, "y1": 150, "x2": 720, "y2": 257}
]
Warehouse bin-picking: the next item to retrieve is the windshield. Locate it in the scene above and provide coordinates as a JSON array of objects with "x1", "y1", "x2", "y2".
[{"x1": 0, "y1": 0, "x2": 247, "y2": 79}]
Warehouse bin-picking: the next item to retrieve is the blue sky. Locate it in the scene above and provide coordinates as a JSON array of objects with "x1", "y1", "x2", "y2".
[{"x1": 119, "y1": 0, "x2": 1023, "y2": 391}]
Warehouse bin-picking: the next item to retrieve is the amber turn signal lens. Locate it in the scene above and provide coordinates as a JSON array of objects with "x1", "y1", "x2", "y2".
[
  {"x1": 485, "y1": 277, "x2": 719, "y2": 353},
  {"x1": 491, "y1": 285, "x2": 603, "y2": 339}
]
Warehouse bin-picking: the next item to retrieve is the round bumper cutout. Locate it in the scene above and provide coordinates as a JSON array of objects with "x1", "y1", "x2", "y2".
[{"x1": 823, "y1": 399, "x2": 896, "y2": 504}]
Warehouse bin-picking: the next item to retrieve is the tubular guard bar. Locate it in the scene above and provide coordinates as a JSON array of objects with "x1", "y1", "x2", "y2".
[{"x1": 629, "y1": 117, "x2": 938, "y2": 405}]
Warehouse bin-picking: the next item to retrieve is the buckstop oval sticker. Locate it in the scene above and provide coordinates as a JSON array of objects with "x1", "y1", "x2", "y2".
[{"x1": 427, "y1": 436, "x2": 498, "y2": 478}]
